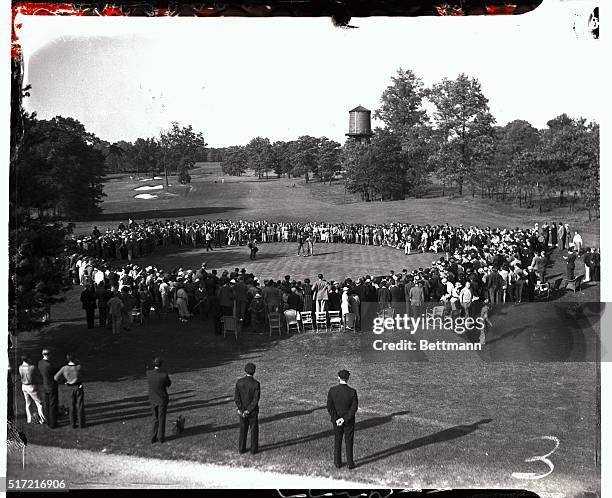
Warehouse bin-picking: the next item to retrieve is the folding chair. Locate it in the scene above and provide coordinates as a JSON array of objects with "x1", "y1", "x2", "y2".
[
  {"x1": 268, "y1": 312, "x2": 282, "y2": 337},
  {"x1": 284, "y1": 309, "x2": 300, "y2": 334},
  {"x1": 131, "y1": 307, "x2": 143, "y2": 325},
  {"x1": 299, "y1": 311, "x2": 314, "y2": 332},
  {"x1": 535, "y1": 282, "x2": 550, "y2": 300},
  {"x1": 378, "y1": 307, "x2": 395, "y2": 330},
  {"x1": 551, "y1": 277, "x2": 564, "y2": 297},
  {"x1": 222, "y1": 316, "x2": 239, "y2": 340},
  {"x1": 426, "y1": 306, "x2": 445, "y2": 320},
  {"x1": 566, "y1": 275, "x2": 584, "y2": 294},
  {"x1": 328, "y1": 310, "x2": 342, "y2": 331},
  {"x1": 315, "y1": 311, "x2": 328, "y2": 332}
]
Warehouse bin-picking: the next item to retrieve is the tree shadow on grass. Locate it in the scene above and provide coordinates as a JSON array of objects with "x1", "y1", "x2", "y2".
[
  {"x1": 93, "y1": 206, "x2": 243, "y2": 222},
  {"x1": 354, "y1": 418, "x2": 493, "y2": 468},
  {"x1": 166, "y1": 406, "x2": 327, "y2": 442},
  {"x1": 257, "y1": 410, "x2": 412, "y2": 453},
  {"x1": 85, "y1": 390, "x2": 196, "y2": 409},
  {"x1": 14, "y1": 317, "x2": 297, "y2": 383},
  {"x1": 86, "y1": 393, "x2": 196, "y2": 415},
  {"x1": 485, "y1": 326, "x2": 530, "y2": 346},
  {"x1": 85, "y1": 397, "x2": 235, "y2": 427}
]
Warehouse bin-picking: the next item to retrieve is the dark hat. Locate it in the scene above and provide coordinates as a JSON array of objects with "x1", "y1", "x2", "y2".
[
  {"x1": 245, "y1": 363, "x2": 256, "y2": 375},
  {"x1": 338, "y1": 369, "x2": 350, "y2": 381}
]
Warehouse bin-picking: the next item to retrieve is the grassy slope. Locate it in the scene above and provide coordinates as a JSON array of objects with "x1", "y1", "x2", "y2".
[
  {"x1": 8, "y1": 242, "x2": 600, "y2": 495},
  {"x1": 14, "y1": 164, "x2": 598, "y2": 494},
  {"x1": 75, "y1": 165, "x2": 599, "y2": 246}
]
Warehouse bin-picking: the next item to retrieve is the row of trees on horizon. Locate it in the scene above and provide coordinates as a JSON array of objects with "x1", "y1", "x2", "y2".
[{"x1": 213, "y1": 70, "x2": 600, "y2": 218}]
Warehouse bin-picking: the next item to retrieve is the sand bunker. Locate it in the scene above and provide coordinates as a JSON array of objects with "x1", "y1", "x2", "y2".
[
  {"x1": 139, "y1": 178, "x2": 153, "y2": 182},
  {"x1": 153, "y1": 176, "x2": 163, "y2": 180},
  {"x1": 134, "y1": 185, "x2": 163, "y2": 191},
  {"x1": 134, "y1": 193, "x2": 158, "y2": 200}
]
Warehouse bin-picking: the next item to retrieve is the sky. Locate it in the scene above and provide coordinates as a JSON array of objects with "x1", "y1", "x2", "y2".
[{"x1": 18, "y1": 0, "x2": 602, "y2": 147}]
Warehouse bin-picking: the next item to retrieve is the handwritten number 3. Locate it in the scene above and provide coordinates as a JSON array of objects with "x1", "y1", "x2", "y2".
[{"x1": 512, "y1": 436, "x2": 560, "y2": 480}]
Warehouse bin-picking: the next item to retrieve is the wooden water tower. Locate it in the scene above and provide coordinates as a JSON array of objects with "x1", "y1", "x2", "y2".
[{"x1": 346, "y1": 105, "x2": 373, "y2": 144}]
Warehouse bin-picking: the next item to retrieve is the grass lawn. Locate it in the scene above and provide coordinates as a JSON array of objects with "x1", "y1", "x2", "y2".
[
  {"x1": 8, "y1": 243, "x2": 600, "y2": 495},
  {"x1": 72, "y1": 164, "x2": 599, "y2": 247}
]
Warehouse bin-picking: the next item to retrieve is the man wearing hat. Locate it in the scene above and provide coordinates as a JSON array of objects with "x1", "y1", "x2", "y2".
[
  {"x1": 235, "y1": 363, "x2": 260, "y2": 454},
  {"x1": 147, "y1": 357, "x2": 172, "y2": 444},
  {"x1": 38, "y1": 349, "x2": 59, "y2": 428},
  {"x1": 327, "y1": 369, "x2": 358, "y2": 469}
]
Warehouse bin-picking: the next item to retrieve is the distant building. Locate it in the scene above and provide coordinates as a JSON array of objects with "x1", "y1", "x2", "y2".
[{"x1": 345, "y1": 105, "x2": 373, "y2": 144}]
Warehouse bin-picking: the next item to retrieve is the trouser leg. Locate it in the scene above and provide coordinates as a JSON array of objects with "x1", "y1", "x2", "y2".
[
  {"x1": 70, "y1": 389, "x2": 77, "y2": 427},
  {"x1": 250, "y1": 414, "x2": 259, "y2": 453},
  {"x1": 23, "y1": 389, "x2": 33, "y2": 423},
  {"x1": 333, "y1": 425, "x2": 343, "y2": 466},
  {"x1": 238, "y1": 416, "x2": 248, "y2": 453},
  {"x1": 48, "y1": 388, "x2": 58, "y2": 428},
  {"x1": 344, "y1": 422, "x2": 355, "y2": 465},
  {"x1": 151, "y1": 405, "x2": 159, "y2": 442},
  {"x1": 157, "y1": 402, "x2": 167, "y2": 441}
]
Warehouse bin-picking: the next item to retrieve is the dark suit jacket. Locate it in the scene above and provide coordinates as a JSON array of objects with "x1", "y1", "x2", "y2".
[
  {"x1": 327, "y1": 383, "x2": 358, "y2": 424},
  {"x1": 38, "y1": 359, "x2": 58, "y2": 392},
  {"x1": 147, "y1": 368, "x2": 171, "y2": 406},
  {"x1": 235, "y1": 375, "x2": 260, "y2": 414}
]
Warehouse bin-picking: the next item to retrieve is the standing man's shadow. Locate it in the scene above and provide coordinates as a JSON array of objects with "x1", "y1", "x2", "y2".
[
  {"x1": 355, "y1": 418, "x2": 493, "y2": 468},
  {"x1": 259, "y1": 410, "x2": 412, "y2": 453}
]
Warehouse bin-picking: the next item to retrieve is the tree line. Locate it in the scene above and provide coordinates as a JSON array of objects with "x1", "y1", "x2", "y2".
[
  {"x1": 215, "y1": 69, "x2": 599, "y2": 217},
  {"x1": 9, "y1": 77, "x2": 208, "y2": 331}
]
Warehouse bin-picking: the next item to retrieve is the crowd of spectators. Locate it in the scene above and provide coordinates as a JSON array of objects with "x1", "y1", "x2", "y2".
[{"x1": 70, "y1": 219, "x2": 599, "y2": 335}]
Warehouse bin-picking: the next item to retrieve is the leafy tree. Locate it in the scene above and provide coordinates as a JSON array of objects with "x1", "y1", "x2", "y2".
[
  {"x1": 428, "y1": 74, "x2": 496, "y2": 195},
  {"x1": 9, "y1": 68, "x2": 74, "y2": 332},
  {"x1": 271, "y1": 141, "x2": 294, "y2": 178},
  {"x1": 534, "y1": 114, "x2": 599, "y2": 211},
  {"x1": 374, "y1": 68, "x2": 428, "y2": 138},
  {"x1": 221, "y1": 145, "x2": 248, "y2": 176},
  {"x1": 246, "y1": 136, "x2": 273, "y2": 179},
  {"x1": 12, "y1": 114, "x2": 107, "y2": 219},
  {"x1": 126, "y1": 138, "x2": 163, "y2": 175},
  {"x1": 491, "y1": 120, "x2": 540, "y2": 204},
  {"x1": 316, "y1": 138, "x2": 342, "y2": 184},
  {"x1": 291, "y1": 135, "x2": 321, "y2": 182},
  {"x1": 104, "y1": 141, "x2": 128, "y2": 173},
  {"x1": 159, "y1": 122, "x2": 207, "y2": 186},
  {"x1": 10, "y1": 220, "x2": 73, "y2": 331},
  {"x1": 344, "y1": 129, "x2": 406, "y2": 201}
]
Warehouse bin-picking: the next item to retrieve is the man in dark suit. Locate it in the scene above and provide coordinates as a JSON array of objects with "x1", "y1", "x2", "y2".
[
  {"x1": 147, "y1": 357, "x2": 171, "y2": 444},
  {"x1": 234, "y1": 362, "x2": 260, "y2": 454},
  {"x1": 38, "y1": 349, "x2": 58, "y2": 429},
  {"x1": 327, "y1": 369, "x2": 358, "y2": 469}
]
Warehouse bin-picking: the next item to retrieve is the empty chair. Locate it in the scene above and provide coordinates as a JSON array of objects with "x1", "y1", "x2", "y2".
[
  {"x1": 328, "y1": 310, "x2": 342, "y2": 331},
  {"x1": 299, "y1": 311, "x2": 314, "y2": 332},
  {"x1": 426, "y1": 306, "x2": 445, "y2": 320},
  {"x1": 284, "y1": 309, "x2": 300, "y2": 334},
  {"x1": 315, "y1": 311, "x2": 328, "y2": 332},
  {"x1": 222, "y1": 316, "x2": 239, "y2": 340},
  {"x1": 566, "y1": 275, "x2": 584, "y2": 294},
  {"x1": 551, "y1": 277, "x2": 564, "y2": 297},
  {"x1": 132, "y1": 307, "x2": 143, "y2": 326},
  {"x1": 536, "y1": 281, "x2": 550, "y2": 300},
  {"x1": 268, "y1": 312, "x2": 282, "y2": 337},
  {"x1": 379, "y1": 307, "x2": 395, "y2": 330}
]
